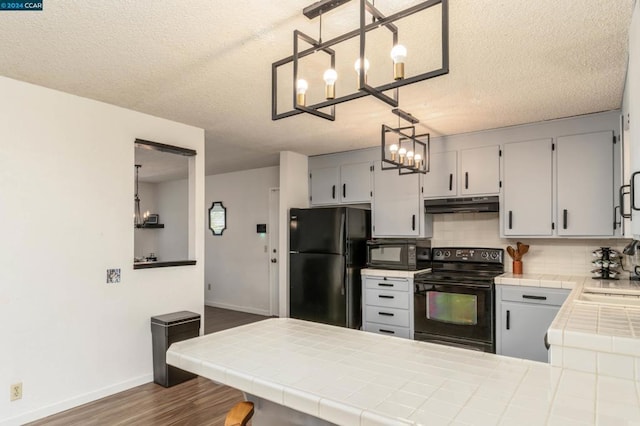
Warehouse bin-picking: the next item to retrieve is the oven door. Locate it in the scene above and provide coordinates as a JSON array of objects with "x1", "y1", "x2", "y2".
[
  {"x1": 414, "y1": 281, "x2": 494, "y2": 352},
  {"x1": 367, "y1": 242, "x2": 413, "y2": 270}
]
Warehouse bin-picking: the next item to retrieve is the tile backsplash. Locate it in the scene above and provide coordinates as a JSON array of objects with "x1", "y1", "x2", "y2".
[{"x1": 431, "y1": 213, "x2": 630, "y2": 276}]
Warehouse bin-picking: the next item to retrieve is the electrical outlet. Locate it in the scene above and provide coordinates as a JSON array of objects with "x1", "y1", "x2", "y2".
[
  {"x1": 10, "y1": 383, "x2": 22, "y2": 401},
  {"x1": 208, "y1": 283, "x2": 211, "y2": 290}
]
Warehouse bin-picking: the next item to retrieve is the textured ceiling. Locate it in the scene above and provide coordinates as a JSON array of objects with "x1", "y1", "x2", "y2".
[{"x1": 0, "y1": 1, "x2": 634, "y2": 177}]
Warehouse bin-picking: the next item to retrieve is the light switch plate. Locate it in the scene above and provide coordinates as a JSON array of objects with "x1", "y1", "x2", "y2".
[{"x1": 106, "y1": 268, "x2": 121, "y2": 284}]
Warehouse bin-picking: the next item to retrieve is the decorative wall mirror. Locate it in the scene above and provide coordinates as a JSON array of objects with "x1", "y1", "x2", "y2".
[{"x1": 208, "y1": 201, "x2": 227, "y2": 236}]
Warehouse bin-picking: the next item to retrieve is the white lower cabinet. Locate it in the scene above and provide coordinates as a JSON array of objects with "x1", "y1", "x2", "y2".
[
  {"x1": 495, "y1": 285, "x2": 569, "y2": 362},
  {"x1": 362, "y1": 276, "x2": 413, "y2": 339}
]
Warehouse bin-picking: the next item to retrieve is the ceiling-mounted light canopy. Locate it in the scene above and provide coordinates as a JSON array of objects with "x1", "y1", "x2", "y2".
[{"x1": 272, "y1": 0, "x2": 449, "y2": 121}]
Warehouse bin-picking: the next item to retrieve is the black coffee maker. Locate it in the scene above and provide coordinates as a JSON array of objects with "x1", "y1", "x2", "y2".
[{"x1": 623, "y1": 240, "x2": 640, "y2": 280}]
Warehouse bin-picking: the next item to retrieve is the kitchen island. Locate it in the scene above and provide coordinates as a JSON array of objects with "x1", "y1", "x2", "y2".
[{"x1": 167, "y1": 318, "x2": 640, "y2": 425}]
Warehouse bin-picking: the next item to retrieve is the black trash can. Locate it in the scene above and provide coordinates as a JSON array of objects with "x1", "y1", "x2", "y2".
[{"x1": 151, "y1": 311, "x2": 201, "y2": 387}]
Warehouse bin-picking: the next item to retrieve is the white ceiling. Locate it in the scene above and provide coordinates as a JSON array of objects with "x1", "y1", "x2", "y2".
[{"x1": 0, "y1": 1, "x2": 634, "y2": 177}]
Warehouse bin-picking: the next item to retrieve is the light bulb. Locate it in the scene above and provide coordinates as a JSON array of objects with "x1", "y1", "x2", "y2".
[
  {"x1": 354, "y1": 58, "x2": 370, "y2": 86},
  {"x1": 407, "y1": 150, "x2": 415, "y2": 166},
  {"x1": 390, "y1": 44, "x2": 407, "y2": 80},
  {"x1": 323, "y1": 69, "x2": 338, "y2": 99},
  {"x1": 398, "y1": 147, "x2": 407, "y2": 164},
  {"x1": 414, "y1": 153, "x2": 422, "y2": 168},
  {"x1": 389, "y1": 144, "x2": 399, "y2": 161},
  {"x1": 296, "y1": 79, "x2": 308, "y2": 106},
  {"x1": 354, "y1": 58, "x2": 370, "y2": 73}
]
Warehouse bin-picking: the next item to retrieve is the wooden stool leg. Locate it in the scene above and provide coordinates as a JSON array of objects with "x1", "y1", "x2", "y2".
[{"x1": 224, "y1": 401, "x2": 254, "y2": 426}]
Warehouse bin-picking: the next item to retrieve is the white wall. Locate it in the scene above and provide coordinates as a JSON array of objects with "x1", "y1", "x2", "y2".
[
  {"x1": 0, "y1": 76, "x2": 205, "y2": 425},
  {"x1": 432, "y1": 213, "x2": 629, "y2": 276},
  {"x1": 157, "y1": 179, "x2": 189, "y2": 261},
  {"x1": 278, "y1": 151, "x2": 309, "y2": 318},
  {"x1": 204, "y1": 166, "x2": 279, "y2": 315}
]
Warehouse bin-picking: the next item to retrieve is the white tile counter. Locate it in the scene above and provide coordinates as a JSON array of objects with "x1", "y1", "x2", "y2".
[{"x1": 168, "y1": 318, "x2": 640, "y2": 425}]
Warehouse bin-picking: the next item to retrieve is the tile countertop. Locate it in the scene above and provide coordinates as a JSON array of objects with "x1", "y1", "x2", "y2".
[
  {"x1": 496, "y1": 273, "x2": 640, "y2": 384},
  {"x1": 361, "y1": 268, "x2": 431, "y2": 278},
  {"x1": 167, "y1": 318, "x2": 640, "y2": 426}
]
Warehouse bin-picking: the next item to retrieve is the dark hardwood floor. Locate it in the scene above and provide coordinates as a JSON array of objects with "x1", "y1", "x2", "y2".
[{"x1": 27, "y1": 307, "x2": 269, "y2": 426}]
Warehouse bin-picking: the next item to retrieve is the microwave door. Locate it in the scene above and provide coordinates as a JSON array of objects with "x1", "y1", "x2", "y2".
[{"x1": 369, "y1": 245, "x2": 406, "y2": 267}]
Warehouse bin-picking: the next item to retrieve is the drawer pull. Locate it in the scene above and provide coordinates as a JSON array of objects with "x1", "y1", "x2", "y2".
[
  {"x1": 378, "y1": 295, "x2": 395, "y2": 299},
  {"x1": 522, "y1": 295, "x2": 547, "y2": 301},
  {"x1": 379, "y1": 329, "x2": 395, "y2": 334},
  {"x1": 378, "y1": 283, "x2": 393, "y2": 287},
  {"x1": 378, "y1": 312, "x2": 394, "y2": 317}
]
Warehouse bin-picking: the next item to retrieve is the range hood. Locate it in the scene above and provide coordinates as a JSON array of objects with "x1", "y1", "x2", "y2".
[{"x1": 424, "y1": 196, "x2": 499, "y2": 214}]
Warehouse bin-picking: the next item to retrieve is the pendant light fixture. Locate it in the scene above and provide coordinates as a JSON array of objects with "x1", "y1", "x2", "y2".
[
  {"x1": 134, "y1": 164, "x2": 143, "y2": 228},
  {"x1": 272, "y1": 0, "x2": 449, "y2": 121},
  {"x1": 381, "y1": 108, "x2": 429, "y2": 175}
]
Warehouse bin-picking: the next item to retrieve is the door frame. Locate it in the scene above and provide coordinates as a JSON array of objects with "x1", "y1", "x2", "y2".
[{"x1": 268, "y1": 187, "x2": 280, "y2": 316}]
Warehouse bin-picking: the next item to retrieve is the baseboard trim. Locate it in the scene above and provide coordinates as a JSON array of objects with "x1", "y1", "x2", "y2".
[
  {"x1": 205, "y1": 300, "x2": 270, "y2": 317},
  {"x1": 1, "y1": 374, "x2": 153, "y2": 426}
]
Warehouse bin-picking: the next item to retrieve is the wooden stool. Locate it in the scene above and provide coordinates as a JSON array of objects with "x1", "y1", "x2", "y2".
[{"x1": 225, "y1": 401, "x2": 254, "y2": 426}]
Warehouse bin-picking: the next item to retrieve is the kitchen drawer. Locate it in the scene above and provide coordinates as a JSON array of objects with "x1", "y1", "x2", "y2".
[
  {"x1": 365, "y1": 277, "x2": 409, "y2": 292},
  {"x1": 364, "y1": 322, "x2": 411, "y2": 339},
  {"x1": 365, "y1": 306, "x2": 410, "y2": 327},
  {"x1": 365, "y1": 288, "x2": 410, "y2": 309},
  {"x1": 499, "y1": 286, "x2": 569, "y2": 306}
]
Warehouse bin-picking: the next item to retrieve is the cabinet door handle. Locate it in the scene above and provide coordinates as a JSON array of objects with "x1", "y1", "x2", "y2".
[
  {"x1": 563, "y1": 209, "x2": 568, "y2": 229},
  {"x1": 544, "y1": 332, "x2": 550, "y2": 350},
  {"x1": 378, "y1": 295, "x2": 395, "y2": 299},
  {"x1": 332, "y1": 185, "x2": 336, "y2": 199},
  {"x1": 379, "y1": 312, "x2": 394, "y2": 317},
  {"x1": 508, "y1": 211, "x2": 513, "y2": 229},
  {"x1": 506, "y1": 310, "x2": 510, "y2": 330},
  {"x1": 522, "y1": 295, "x2": 547, "y2": 300},
  {"x1": 379, "y1": 329, "x2": 395, "y2": 334},
  {"x1": 632, "y1": 171, "x2": 640, "y2": 211},
  {"x1": 465, "y1": 172, "x2": 469, "y2": 189},
  {"x1": 620, "y1": 184, "x2": 631, "y2": 219},
  {"x1": 449, "y1": 173, "x2": 453, "y2": 191},
  {"x1": 343, "y1": 183, "x2": 346, "y2": 198},
  {"x1": 412, "y1": 214, "x2": 416, "y2": 231}
]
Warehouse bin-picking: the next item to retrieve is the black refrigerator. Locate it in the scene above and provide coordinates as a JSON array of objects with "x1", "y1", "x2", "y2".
[{"x1": 289, "y1": 207, "x2": 370, "y2": 329}]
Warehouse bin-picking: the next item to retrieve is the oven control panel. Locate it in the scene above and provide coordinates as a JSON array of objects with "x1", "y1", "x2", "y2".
[{"x1": 432, "y1": 247, "x2": 503, "y2": 263}]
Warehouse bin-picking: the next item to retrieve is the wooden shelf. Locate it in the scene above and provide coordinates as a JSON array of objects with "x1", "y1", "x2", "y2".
[{"x1": 135, "y1": 224, "x2": 165, "y2": 229}]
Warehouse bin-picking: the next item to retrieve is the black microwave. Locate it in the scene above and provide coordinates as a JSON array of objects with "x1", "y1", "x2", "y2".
[{"x1": 366, "y1": 239, "x2": 431, "y2": 270}]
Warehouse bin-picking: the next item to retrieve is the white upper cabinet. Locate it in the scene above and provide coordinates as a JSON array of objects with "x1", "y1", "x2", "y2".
[
  {"x1": 373, "y1": 163, "x2": 422, "y2": 237},
  {"x1": 460, "y1": 145, "x2": 501, "y2": 195},
  {"x1": 340, "y1": 162, "x2": 372, "y2": 203},
  {"x1": 309, "y1": 166, "x2": 340, "y2": 205},
  {"x1": 309, "y1": 162, "x2": 372, "y2": 206},
  {"x1": 422, "y1": 151, "x2": 457, "y2": 198},
  {"x1": 503, "y1": 139, "x2": 553, "y2": 236},
  {"x1": 557, "y1": 131, "x2": 614, "y2": 236}
]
